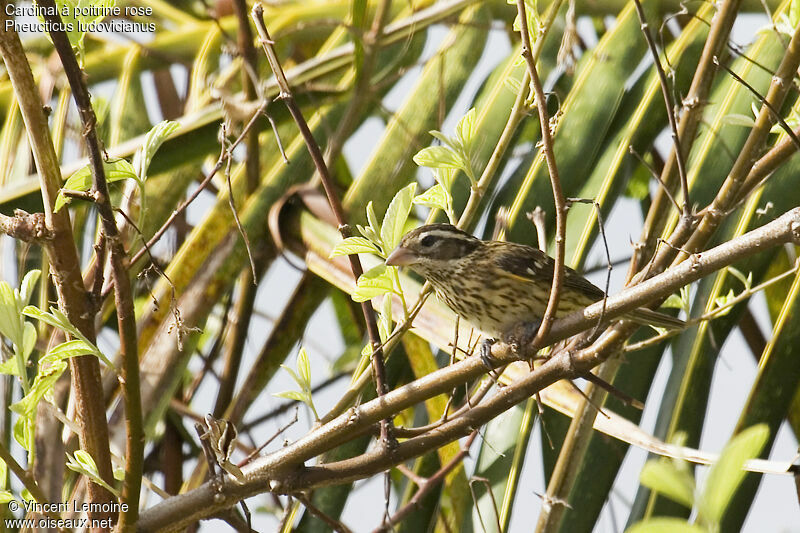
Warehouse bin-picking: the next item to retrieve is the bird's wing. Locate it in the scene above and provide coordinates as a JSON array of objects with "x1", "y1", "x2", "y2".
[{"x1": 492, "y1": 242, "x2": 605, "y2": 301}]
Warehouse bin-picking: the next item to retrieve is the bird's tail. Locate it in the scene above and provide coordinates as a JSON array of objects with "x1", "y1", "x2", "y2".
[{"x1": 624, "y1": 307, "x2": 685, "y2": 330}]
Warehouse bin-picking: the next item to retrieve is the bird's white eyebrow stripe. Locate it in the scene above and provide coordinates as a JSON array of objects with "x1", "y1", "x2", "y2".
[{"x1": 419, "y1": 229, "x2": 468, "y2": 240}]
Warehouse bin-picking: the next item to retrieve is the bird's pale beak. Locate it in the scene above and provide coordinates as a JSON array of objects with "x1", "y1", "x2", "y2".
[{"x1": 385, "y1": 246, "x2": 416, "y2": 266}]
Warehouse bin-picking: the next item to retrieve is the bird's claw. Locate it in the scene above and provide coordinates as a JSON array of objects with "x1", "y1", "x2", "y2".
[{"x1": 479, "y1": 338, "x2": 497, "y2": 370}]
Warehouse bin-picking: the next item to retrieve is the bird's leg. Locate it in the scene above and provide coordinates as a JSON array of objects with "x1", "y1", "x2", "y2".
[
  {"x1": 479, "y1": 338, "x2": 497, "y2": 370},
  {"x1": 502, "y1": 319, "x2": 543, "y2": 357}
]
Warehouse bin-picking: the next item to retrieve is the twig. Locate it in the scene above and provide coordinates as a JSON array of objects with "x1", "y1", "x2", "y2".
[
  {"x1": 713, "y1": 57, "x2": 800, "y2": 151},
  {"x1": 377, "y1": 430, "x2": 479, "y2": 531},
  {"x1": 580, "y1": 372, "x2": 644, "y2": 410},
  {"x1": 238, "y1": 408, "x2": 299, "y2": 467},
  {"x1": 516, "y1": 0, "x2": 567, "y2": 350},
  {"x1": 631, "y1": 0, "x2": 739, "y2": 277},
  {"x1": 0, "y1": 210, "x2": 51, "y2": 242},
  {"x1": 294, "y1": 492, "x2": 354, "y2": 533},
  {"x1": 469, "y1": 476, "x2": 502, "y2": 533},
  {"x1": 124, "y1": 101, "x2": 268, "y2": 274},
  {"x1": 628, "y1": 145, "x2": 682, "y2": 213},
  {"x1": 633, "y1": 0, "x2": 691, "y2": 216},
  {"x1": 625, "y1": 258, "x2": 800, "y2": 353},
  {"x1": 221, "y1": 123, "x2": 258, "y2": 278},
  {"x1": 251, "y1": 5, "x2": 394, "y2": 446},
  {"x1": 680, "y1": 24, "x2": 800, "y2": 260}
]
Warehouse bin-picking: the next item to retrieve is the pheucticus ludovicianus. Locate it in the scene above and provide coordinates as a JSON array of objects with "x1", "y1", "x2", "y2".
[{"x1": 385, "y1": 223, "x2": 683, "y2": 349}]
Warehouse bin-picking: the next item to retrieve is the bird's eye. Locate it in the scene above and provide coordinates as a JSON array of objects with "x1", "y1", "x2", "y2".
[{"x1": 420, "y1": 235, "x2": 437, "y2": 247}]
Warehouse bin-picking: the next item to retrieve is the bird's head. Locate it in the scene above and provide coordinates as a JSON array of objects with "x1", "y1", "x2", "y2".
[{"x1": 385, "y1": 224, "x2": 481, "y2": 276}]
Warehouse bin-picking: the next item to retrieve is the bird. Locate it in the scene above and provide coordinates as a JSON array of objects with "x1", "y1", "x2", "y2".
[{"x1": 385, "y1": 223, "x2": 683, "y2": 353}]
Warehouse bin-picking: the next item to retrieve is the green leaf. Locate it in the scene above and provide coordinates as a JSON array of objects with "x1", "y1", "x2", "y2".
[
  {"x1": 14, "y1": 416, "x2": 33, "y2": 453},
  {"x1": 356, "y1": 224, "x2": 381, "y2": 244},
  {"x1": 22, "y1": 306, "x2": 111, "y2": 367},
  {"x1": 0, "y1": 359, "x2": 19, "y2": 376},
  {"x1": 639, "y1": 459, "x2": 696, "y2": 509},
  {"x1": 23, "y1": 306, "x2": 74, "y2": 334},
  {"x1": 19, "y1": 270, "x2": 40, "y2": 307},
  {"x1": 713, "y1": 289, "x2": 736, "y2": 317},
  {"x1": 698, "y1": 424, "x2": 769, "y2": 526},
  {"x1": 381, "y1": 183, "x2": 417, "y2": 253},
  {"x1": 413, "y1": 146, "x2": 463, "y2": 170},
  {"x1": 273, "y1": 390, "x2": 308, "y2": 402},
  {"x1": 54, "y1": 158, "x2": 139, "y2": 212},
  {"x1": 413, "y1": 184, "x2": 450, "y2": 213},
  {"x1": 456, "y1": 107, "x2": 477, "y2": 151},
  {"x1": 297, "y1": 347, "x2": 311, "y2": 390},
  {"x1": 433, "y1": 167, "x2": 457, "y2": 192},
  {"x1": 279, "y1": 363, "x2": 302, "y2": 388},
  {"x1": 330, "y1": 237, "x2": 381, "y2": 258},
  {"x1": 366, "y1": 202, "x2": 381, "y2": 244},
  {"x1": 11, "y1": 361, "x2": 67, "y2": 416},
  {"x1": 726, "y1": 266, "x2": 752, "y2": 290},
  {"x1": 73, "y1": 450, "x2": 98, "y2": 472},
  {"x1": 0, "y1": 491, "x2": 15, "y2": 504},
  {"x1": 0, "y1": 281, "x2": 22, "y2": 345},
  {"x1": 352, "y1": 265, "x2": 395, "y2": 302},
  {"x1": 66, "y1": 450, "x2": 119, "y2": 496},
  {"x1": 720, "y1": 114, "x2": 756, "y2": 128},
  {"x1": 378, "y1": 294, "x2": 393, "y2": 343},
  {"x1": 428, "y1": 130, "x2": 456, "y2": 148},
  {"x1": 626, "y1": 517, "x2": 708, "y2": 533},
  {"x1": 133, "y1": 120, "x2": 180, "y2": 183},
  {"x1": 20, "y1": 322, "x2": 36, "y2": 364},
  {"x1": 40, "y1": 340, "x2": 97, "y2": 366}
]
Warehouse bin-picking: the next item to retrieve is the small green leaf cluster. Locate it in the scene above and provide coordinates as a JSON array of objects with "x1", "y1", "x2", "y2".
[
  {"x1": 66, "y1": 450, "x2": 123, "y2": 498},
  {"x1": 330, "y1": 182, "x2": 419, "y2": 307},
  {"x1": 0, "y1": 271, "x2": 113, "y2": 502},
  {"x1": 413, "y1": 107, "x2": 479, "y2": 186},
  {"x1": 663, "y1": 285, "x2": 693, "y2": 318},
  {"x1": 628, "y1": 424, "x2": 770, "y2": 533},
  {"x1": 275, "y1": 348, "x2": 319, "y2": 421},
  {"x1": 712, "y1": 267, "x2": 753, "y2": 317}
]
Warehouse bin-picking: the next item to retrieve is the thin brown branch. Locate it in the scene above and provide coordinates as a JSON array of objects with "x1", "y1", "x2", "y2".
[
  {"x1": 251, "y1": 5, "x2": 393, "y2": 445},
  {"x1": 632, "y1": 0, "x2": 741, "y2": 277},
  {"x1": 323, "y1": 0, "x2": 392, "y2": 167},
  {"x1": 39, "y1": 1, "x2": 143, "y2": 527},
  {"x1": 124, "y1": 101, "x2": 268, "y2": 275},
  {"x1": 516, "y1": 0, "x2": 566, "y2": 348},
  {"x1": 633, "y1": 0, "x2": 691, "y2": 216},
  {"x1": 377, "y1": 430, "x2": 479, "y2": 532},
  {"x1": 294, "y1": 492, "x2": 354, "y2": 533},
  {"x1": 680, "y1": 23, "x2": 800, "y2": 260},
  {"x1": 713, "y1": 56, "x2": 800, "y2": 152}
]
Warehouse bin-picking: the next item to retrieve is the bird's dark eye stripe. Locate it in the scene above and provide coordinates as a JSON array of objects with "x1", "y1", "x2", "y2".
[{"x1": 420, "y1": 235, "x2": 437, "y2": 247}]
